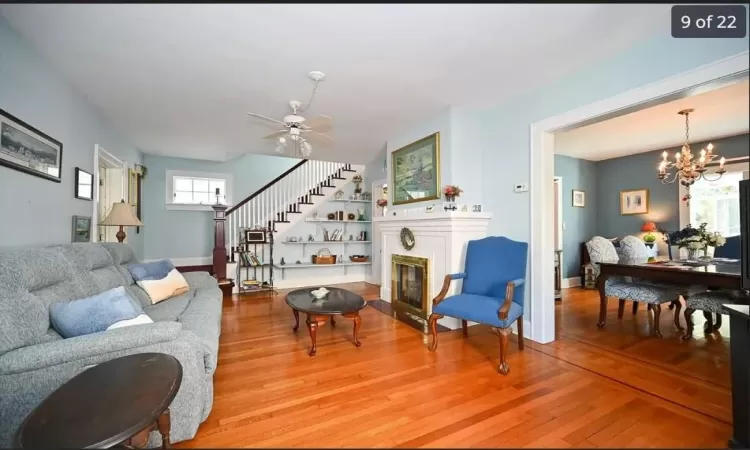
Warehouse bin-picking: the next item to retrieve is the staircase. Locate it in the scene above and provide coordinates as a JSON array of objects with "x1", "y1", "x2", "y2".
[{"x1": 225, "y1": 160, "x2": 364, "y2": 251}]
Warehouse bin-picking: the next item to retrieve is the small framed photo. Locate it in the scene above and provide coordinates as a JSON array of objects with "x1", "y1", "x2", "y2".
[
  {"x1": 620, "y1": 188, "x2": 649, "y2": 215},
  {"x1": 71, "y1": 215, "x2": 92, "y2": 243},
  {"x1": 572, "y1": 190, "x2": 585, "y2": 208},
  {"x1": 75, "y1": 167, "x2": 94, "y2": 200}
]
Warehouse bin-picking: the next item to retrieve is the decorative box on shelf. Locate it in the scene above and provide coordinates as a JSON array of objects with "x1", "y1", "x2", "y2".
[
  {"x1": 349, "y1": 255, "x2": 369, "y2": 263},
  {"x1": 311, "y1": 248, "x2": 337, "y2": 264}
]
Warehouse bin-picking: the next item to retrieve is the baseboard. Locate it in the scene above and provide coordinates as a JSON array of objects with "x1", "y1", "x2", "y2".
[{"x1": 561, "y1": 277, "x2": 581, "y2": 289}]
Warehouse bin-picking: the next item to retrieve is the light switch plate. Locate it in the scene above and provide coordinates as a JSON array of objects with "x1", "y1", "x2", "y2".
[{"x1": 514, "y1": 183, "x2": 529, "y2": 193}]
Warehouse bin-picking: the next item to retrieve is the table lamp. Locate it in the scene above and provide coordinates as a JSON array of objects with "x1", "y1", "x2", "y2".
[
  {"x1": 100, "y1": 199, "x2": 144, "y2": 243},
  {"x1": 641, "y1": 221, "x2": 657, "y2": 254}
]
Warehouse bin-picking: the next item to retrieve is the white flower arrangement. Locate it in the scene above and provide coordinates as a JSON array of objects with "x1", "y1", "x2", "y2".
[
  {"x1": 683, "y1": 236, "x2": 705, "y2": 250},
  {"x1": 706, "y1": 233, "x2": 726, "y2": 247}
]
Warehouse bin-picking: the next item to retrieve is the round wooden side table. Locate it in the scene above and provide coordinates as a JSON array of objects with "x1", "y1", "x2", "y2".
[{"x1": 15, "y1": 352, "x2": 183, "y2": 449}]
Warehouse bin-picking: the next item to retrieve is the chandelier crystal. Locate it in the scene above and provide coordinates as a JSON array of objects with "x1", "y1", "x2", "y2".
[{"x1": 657, "y1": 108, "x2": 726, "y2": 205}]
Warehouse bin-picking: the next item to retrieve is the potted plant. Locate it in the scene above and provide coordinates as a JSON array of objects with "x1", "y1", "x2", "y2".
[
  {"x1": 376, "y1": 198, "x2": 388, "y2": 216},
  {"x1": 442, "y1": 185, "x2": 463, "y2": 202},
  {"x1": 668, "y1": 223, "x2": 712, "y2": 260},
  {"x1": 352, "y1": 174, "x2": 363, "y2": 194}
]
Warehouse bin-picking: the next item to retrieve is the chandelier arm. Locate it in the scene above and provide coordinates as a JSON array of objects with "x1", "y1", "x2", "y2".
[
  {"x1": 700, "y1": 171, "x2": 725, "y2": 182},
  {"x1": 660, "y1": 171, "x2": 680, "y2": 184}
]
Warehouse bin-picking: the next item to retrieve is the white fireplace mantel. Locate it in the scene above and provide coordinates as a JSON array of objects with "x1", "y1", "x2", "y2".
[{"x1": 376, "y1": 211, "x2": 492, "y2": 330}]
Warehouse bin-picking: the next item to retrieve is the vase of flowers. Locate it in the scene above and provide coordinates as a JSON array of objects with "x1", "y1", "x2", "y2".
[
  {"x1": 667, "y1": 223, "x2": 722, "y2": 260},
  {"x1": 376, "y1": 198, "x2": 388, "y2": 216},
  {"x1": 443, "y1": 185, "x2": 463, "y2": 203},
  {"x1": 352, "y1": 174, "x2": 363, "y2": 194}
]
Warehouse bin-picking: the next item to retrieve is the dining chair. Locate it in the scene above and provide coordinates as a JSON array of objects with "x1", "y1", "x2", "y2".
[
  {"x1": 713, "y1": 235, "x2": 741, "y2": 259},
  {"x1": 427, "y1": 236, "x2": 527, "y2": 375},
  {"x1": 683, "y1": 289, "x2": 750, "y2": 340},
  {"x1": 586, "y1": 236, "x2": 680, "y2": 337},
  {"x1": 620, "y1": 235, "x2": 682, "y2": 315}
]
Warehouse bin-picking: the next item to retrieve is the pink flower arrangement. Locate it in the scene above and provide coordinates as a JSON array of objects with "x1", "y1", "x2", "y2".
[
  {"x1": 376, "y1": 199, "x2": 388, "y2": 207},
  {"x1": 442, "y1": 185, "x2": 463, "y2": 198}
]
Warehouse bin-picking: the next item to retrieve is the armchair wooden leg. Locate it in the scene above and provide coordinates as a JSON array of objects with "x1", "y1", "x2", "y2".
[
  {"x1": 652, "y1": 304, "x2": 663, "y2": 338},
  {"x1": 617, "y1": 299, "x2": 625, "y2": 319},
  {"x1": 461, "y1": 320, "x2": 468, "y2": 338},
  {"x1": 428, "y1": 314, "x2": 442, "y2": 351},
  {"x1": 673, "y1": 298, "x2": 683, "y2": 331},
  {"x1": 516, "y1": 317, "x2": 524, "y2": 351},
  {"x1": 683, "y1": 307, "x2": 695, "y2": 341},
  {"x1": 498, "y1": 327, "x2": 510, "y2": 375}
]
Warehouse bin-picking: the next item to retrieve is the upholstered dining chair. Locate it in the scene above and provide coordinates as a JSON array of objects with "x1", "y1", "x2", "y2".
[
  {"x1": 713, "y1": 235, "x2": 741, "y2": 259},
  {"x1": 586, "y1": 236, "x2": 680, "y2": 337},
  {"x1": 619, "y1": 235, "x2": 681, "y2": 315},
  {"x1": 683, "y1": 289, "x2": 750, "y2": 340},
  {"x1": 427, "y1": 236, "x2": 527, "y2": 375}
]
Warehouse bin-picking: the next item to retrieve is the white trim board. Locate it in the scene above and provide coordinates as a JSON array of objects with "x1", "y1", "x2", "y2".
[
  {"x1": 92, "y1": 144, "x2": 127, "y2": 242},
  {"x1": 529, "y1": 51, "x2": 749, "y2": 344},
  {"x1": 561, "y1": 277, "x2": 581, "y2": 289}
]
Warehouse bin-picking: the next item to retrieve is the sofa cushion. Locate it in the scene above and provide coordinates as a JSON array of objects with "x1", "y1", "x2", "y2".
[
  {"x1": 50, "y1": 286, "x2": 148, "y2": 338},
  {"x1": 0, "y1": 247, "x2": 84, "y2": 353},
  {"x1": 433, "y1": 293, "x2": 523, "y2": 329},
  {"x1": 52, "y1": 244, "x2": 130, "y2": 297},
  {"x1": 182, "y1": 272, "x2": 218, "y2": 290},
  {"x1": 144, "y1": 289, "x2": 194, "y2": 322}
]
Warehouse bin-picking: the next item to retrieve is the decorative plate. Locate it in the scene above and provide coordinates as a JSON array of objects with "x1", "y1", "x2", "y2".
[{"x1": 400, "y1": 227, "x2": 415, "y2": 250}]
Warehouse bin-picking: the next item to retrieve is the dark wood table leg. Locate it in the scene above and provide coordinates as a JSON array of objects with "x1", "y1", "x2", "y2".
[
  {"x1": 652, "y1": 304, "x2": 663, "y2": 338},
  {"x1": 331, "y1": 316, "x2": 336, "y2": 327},
  {"x1": 714, "y1": 313, "x2": 723, "y2": 332},
  {"x1": 292, "y1": 309, "x2": 299, "y2": 332},
  {"x1": 673, "y1": 299, "x2": 683, "y2": 331},
  {"x1": 703, "y1": 311, "x2": 714, "y2": 334},
  {"x1": 157, "y1": 409, "x2": 171, "y2": 449},
  {"x1": 305, "y1": 314, "x2": 328, "y2": 356},
  {"x1": 597, "y1": 273, "x2": 608, "y2": 328},
  {"x1": 342, "y1": 312, "x2": 362, "y2": 347}
]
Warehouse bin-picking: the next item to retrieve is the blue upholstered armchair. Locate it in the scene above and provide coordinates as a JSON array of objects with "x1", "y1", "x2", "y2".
[{"x1": 427, "y1": 236, "x2": 528, "y2": 375}]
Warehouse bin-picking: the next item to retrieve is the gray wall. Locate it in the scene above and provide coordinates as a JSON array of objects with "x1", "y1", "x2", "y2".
[
  {"x1": 142, "y1": 153, "x2": 301, "y2": 261},
  {"x1": 554, "y1": 155, "x2": 598, "y2": 278},
  {"x1": 597, "y1": 133, "x2": 749, "y2": 237},
  {"x1": 0, "y1": 17, "x2": 144, "y2": 257}
]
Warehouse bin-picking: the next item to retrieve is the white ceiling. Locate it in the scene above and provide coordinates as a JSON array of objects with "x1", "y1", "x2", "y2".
[
  {"x1": 0, "y1": 4, "x2": 673, "y2": 163},
  {"x1": 555, "y1": 78, "x2": 750, "y2": 161}
]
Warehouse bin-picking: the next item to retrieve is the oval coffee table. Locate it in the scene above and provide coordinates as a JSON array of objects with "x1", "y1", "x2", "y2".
[
  {"x1": 15, "y1": 352, "x2": 182, "y2": 449},
  {"x1": 286, "y1": 287, "x2": 367, "y2": 356}
]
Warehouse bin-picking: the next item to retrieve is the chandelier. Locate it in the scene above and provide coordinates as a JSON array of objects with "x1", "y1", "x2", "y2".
[{"x1": 657, "y1": 108, "x2": 725, "y2": 205}]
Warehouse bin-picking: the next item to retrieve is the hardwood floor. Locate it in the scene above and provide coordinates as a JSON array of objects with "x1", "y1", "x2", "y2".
[{"x1": 175, "y1": 283, "x2": 731, "y2": 448}]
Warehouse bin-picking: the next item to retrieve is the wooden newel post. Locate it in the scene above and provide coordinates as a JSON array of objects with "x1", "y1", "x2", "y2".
[{"x1": 211, "y1": 203, "x2": 234, "y2": 296}]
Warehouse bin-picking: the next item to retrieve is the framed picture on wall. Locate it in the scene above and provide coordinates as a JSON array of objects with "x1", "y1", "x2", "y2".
[
  {"x1": 572, "y1": 190, "x2": 585, "y2": 208},
  {"x1": 71, "y1": 215, "x2": 92, "y2": 243},
  {"x1": 75, "y1": 167, "x2": 94, "y2": 200},
  {"x1": 620, "y1": 188, "x2": 649, "y2": 215},
  {"x1": 391, "y1": 132, "x2": 440, "y2": 206},
  {"x1": 0, "y1": 108, "x2": 63, "y2": 182}
]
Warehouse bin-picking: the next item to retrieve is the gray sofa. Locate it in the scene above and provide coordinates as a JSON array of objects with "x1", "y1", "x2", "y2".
[{"x1": 0, "y1": 243, "x2": 222, "y2": 447}]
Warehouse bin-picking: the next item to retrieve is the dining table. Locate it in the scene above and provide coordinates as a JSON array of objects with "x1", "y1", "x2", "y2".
[{"x1": 596, "y1": 257, "x2": 744, "y2": 329}]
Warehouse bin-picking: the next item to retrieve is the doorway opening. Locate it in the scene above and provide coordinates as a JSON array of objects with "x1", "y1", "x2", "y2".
[{"x1": 93, "y1": 145, "x2": 126, "y2": 243}]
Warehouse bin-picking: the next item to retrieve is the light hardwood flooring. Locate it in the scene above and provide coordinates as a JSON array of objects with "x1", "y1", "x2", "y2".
[{"x1": 175, "y1": 283, "x2": 731, "y2": 448}]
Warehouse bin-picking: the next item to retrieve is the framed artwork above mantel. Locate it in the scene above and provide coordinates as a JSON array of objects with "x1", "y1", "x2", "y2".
[{"x1": 391, "y1": 132, "x2": 440, "y2": 206}]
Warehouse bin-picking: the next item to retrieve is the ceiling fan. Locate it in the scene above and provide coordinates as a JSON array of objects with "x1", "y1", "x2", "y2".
[{"x1": 247, "y1": 71, "x2": 333, "y2": 158}]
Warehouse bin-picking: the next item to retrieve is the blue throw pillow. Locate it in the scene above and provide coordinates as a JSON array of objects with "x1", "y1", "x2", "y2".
[{"x1": 50, "y1": 286, "x2": 150, "y2": 338}]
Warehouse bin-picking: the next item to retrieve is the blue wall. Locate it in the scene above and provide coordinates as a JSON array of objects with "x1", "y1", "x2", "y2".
[
  {"x1": 554, "y1": 155, "x2": 598, "y2": 278},
  {"x1": 597, "y1": 133, "x2": 749, "y2": 238},
  {"x1": 0, "y1": 17, "x2": 144, "y2": 257},
  {"x1": 141, "y1": 153, "x2": 300, "y2": 260}
]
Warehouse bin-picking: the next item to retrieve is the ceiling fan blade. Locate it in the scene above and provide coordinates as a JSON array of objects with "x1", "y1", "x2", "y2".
[
  {"x1": 263, "y1": 130, "x2": 289, "y2": 140},
  {"x1": 304, "y1": 131, "x2": 334, "y2": 146},
  {"x1": 247, "y1": 112, "x2": 286, "y2": 127},
  {"x1": 304, "y1": 123, "x2": 332, "y2": 133},
  {"x1": 303, "y1": 115, "x2": 333, "y2": 129}
]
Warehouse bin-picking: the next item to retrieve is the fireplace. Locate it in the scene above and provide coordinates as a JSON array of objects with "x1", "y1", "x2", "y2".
[{"x1": 391, "y1": 254, "x2": 429, "y2": 319}]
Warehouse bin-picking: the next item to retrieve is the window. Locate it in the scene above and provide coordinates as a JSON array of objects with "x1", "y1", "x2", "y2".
[
  {"x1": 682, "y1": 161, "x2": 749, "y2": 241},
  {"x1": 165, "y1": 170, "x2": 232, "y2": 211}
]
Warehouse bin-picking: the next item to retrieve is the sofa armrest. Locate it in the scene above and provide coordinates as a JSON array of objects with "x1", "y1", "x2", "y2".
[{"x1": 0, "y1": 322, "x2": 183, "y2": 375}]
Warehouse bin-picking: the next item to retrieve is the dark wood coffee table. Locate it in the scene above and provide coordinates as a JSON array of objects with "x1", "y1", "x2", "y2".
[
  {"x1": 286, "y1": 287, "x2": 367, "y2": 356},
  {"x1": 15, "y1": 352, "x2": 182, "y2": 449}
]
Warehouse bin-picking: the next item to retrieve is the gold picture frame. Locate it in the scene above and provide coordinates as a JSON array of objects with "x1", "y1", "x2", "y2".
[
  {"x1": 391, "y1": 132, "x2": 440, "y2": 206},
  {"x1": 620, "y1": 188, "x2": 649, "y2": 215},
  {"x1": 572, "y1": 190, "x2": 585, "y2": 208}
]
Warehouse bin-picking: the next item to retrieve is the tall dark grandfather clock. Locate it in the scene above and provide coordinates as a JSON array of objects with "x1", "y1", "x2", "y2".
[{"x1": 212, "y1": 200, "x2": 234, "y2": 296}]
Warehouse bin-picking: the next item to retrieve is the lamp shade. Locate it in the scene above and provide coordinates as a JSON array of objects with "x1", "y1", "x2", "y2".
[
  {"x1": 100, "y1": 200, "x2": 144, "y2": 227},
  {"x1": 641, "y1": 221, "x2": 657, "y2": 232}
]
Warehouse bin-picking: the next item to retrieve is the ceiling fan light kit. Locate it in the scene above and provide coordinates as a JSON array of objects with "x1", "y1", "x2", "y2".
[{"x1": 247, "y1": 70, "x2": 333, "y2": 158}]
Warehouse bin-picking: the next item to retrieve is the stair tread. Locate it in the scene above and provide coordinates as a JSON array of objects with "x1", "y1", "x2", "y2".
[{"x1": 298, "y1": 202, "x2": 314, "y2": 205}]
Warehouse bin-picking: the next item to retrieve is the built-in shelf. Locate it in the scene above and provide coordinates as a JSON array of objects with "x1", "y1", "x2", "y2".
[
  {"x1": 306, "y1": 219, "x2": 372, "y2": 223},
  {"x1": 330, "y1": 199, "x2": 371, "y2": 203},
  {"x1": 274, "y1": 261, "x2": 372, "y2": 269},
  {"x1": 281, "y1": 241, "x2": 372, "y2": 245}
]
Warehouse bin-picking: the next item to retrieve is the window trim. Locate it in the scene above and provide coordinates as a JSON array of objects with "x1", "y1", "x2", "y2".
[
  {"x1": 165, "y1": 170, "x2": 233, "y2": 211},
  {"x1": 679, "y1": 158, "x2": 749, "y2": 230}
]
